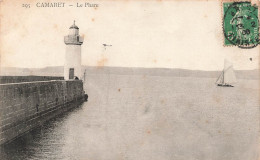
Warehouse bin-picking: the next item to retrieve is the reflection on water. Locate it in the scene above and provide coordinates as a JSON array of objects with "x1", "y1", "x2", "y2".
[{"x1": 0, "y1": 103, "x2": 84, "y2": 160}]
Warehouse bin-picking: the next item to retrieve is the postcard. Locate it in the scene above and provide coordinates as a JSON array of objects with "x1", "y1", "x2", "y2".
[{"x1": 0, "y1": 0, "x2": 259, "y2": 160}]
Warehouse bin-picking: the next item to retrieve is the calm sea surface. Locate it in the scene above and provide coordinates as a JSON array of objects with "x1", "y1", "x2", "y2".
[{"x1": 0, "y1": 75, "x2": 259, "y2": 160}]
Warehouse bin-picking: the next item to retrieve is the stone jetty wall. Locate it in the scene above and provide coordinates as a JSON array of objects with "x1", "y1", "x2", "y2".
[
  {"x1": 0, "y1": 80, "x2": 84, "y2": 145},
  {"x1": 0, "y1": 76, "x2": 64, "y2": 84}
]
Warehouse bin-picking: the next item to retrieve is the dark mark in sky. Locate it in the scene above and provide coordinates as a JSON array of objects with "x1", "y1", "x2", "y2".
[{"x1": 103, "y1": 44, "x2": 112, "y2": 50}]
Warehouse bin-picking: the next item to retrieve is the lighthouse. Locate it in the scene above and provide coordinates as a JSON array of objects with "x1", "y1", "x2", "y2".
[{"x1": 64, "y1": 21, "x2": 84, "y2": 80}]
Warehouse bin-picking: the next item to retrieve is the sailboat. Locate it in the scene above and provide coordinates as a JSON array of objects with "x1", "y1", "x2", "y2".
[{"x1": 216, "y1": 59, "x2": 237, "y2": 87}]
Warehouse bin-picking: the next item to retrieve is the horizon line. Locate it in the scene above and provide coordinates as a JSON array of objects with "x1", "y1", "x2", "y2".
[{"x1": 0, "y1": 66, "x2": 259, "y2": 72}]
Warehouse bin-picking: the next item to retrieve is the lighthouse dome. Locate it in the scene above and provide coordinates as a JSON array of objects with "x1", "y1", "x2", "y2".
[
  {"x1": 69, "y1": 20, "x2": 79, "y2": 29},
  {"x1": 69, "y1": 21, "x2": 79, "y2": 35},
  {"x1": 69, "y1": 24, "x2": 79, "y2": 29}
]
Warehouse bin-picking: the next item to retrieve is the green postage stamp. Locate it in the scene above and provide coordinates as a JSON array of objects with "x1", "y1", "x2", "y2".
[{"x1": 223, "y1": 2, "x2": 259, "y2": 48}]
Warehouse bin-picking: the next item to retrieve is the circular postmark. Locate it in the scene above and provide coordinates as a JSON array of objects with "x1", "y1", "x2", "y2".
[{"x1": 223, "y1": 2, "x2": 259, "y2": 49}]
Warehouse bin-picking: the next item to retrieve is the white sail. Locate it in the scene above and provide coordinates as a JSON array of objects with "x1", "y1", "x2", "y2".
[
  {"x1": 223, "y1": 59, "x2": 237, "y2": 84},
  {"x1": 216, "y1": 71, "x2": 224, "y2": 84},
  {"x1": 216, "y1": 59, "x2": 237, "y2": 86}
]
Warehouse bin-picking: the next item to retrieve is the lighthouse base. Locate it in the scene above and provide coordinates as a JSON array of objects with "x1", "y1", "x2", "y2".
[{"x1": 64, "y1": 45, "x2": 82, "y2": 80}]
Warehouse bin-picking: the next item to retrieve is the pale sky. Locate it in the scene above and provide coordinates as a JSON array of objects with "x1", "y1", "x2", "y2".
[{"x1": 0, "y1": 0, "x2": 259, "y2": 70}]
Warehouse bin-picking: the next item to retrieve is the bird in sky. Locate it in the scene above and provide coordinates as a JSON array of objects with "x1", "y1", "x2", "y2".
[{"x1": 103, "y1": 44, "x2": 112, "y2": 50}]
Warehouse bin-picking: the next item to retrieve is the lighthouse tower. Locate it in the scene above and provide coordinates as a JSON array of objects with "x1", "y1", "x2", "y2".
[{"x1": 64, "y1": 21, "x2": 84, "y2": 80}]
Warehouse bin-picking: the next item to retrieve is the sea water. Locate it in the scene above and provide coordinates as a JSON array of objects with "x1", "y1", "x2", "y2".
[{"x1": 0, "y1": 74, "x2": 259, "y2": 160}]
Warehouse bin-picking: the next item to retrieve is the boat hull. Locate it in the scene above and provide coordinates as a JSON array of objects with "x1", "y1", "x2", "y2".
[{"x1": 217, "y1": 84, "x2": 234, "y2": 87}]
